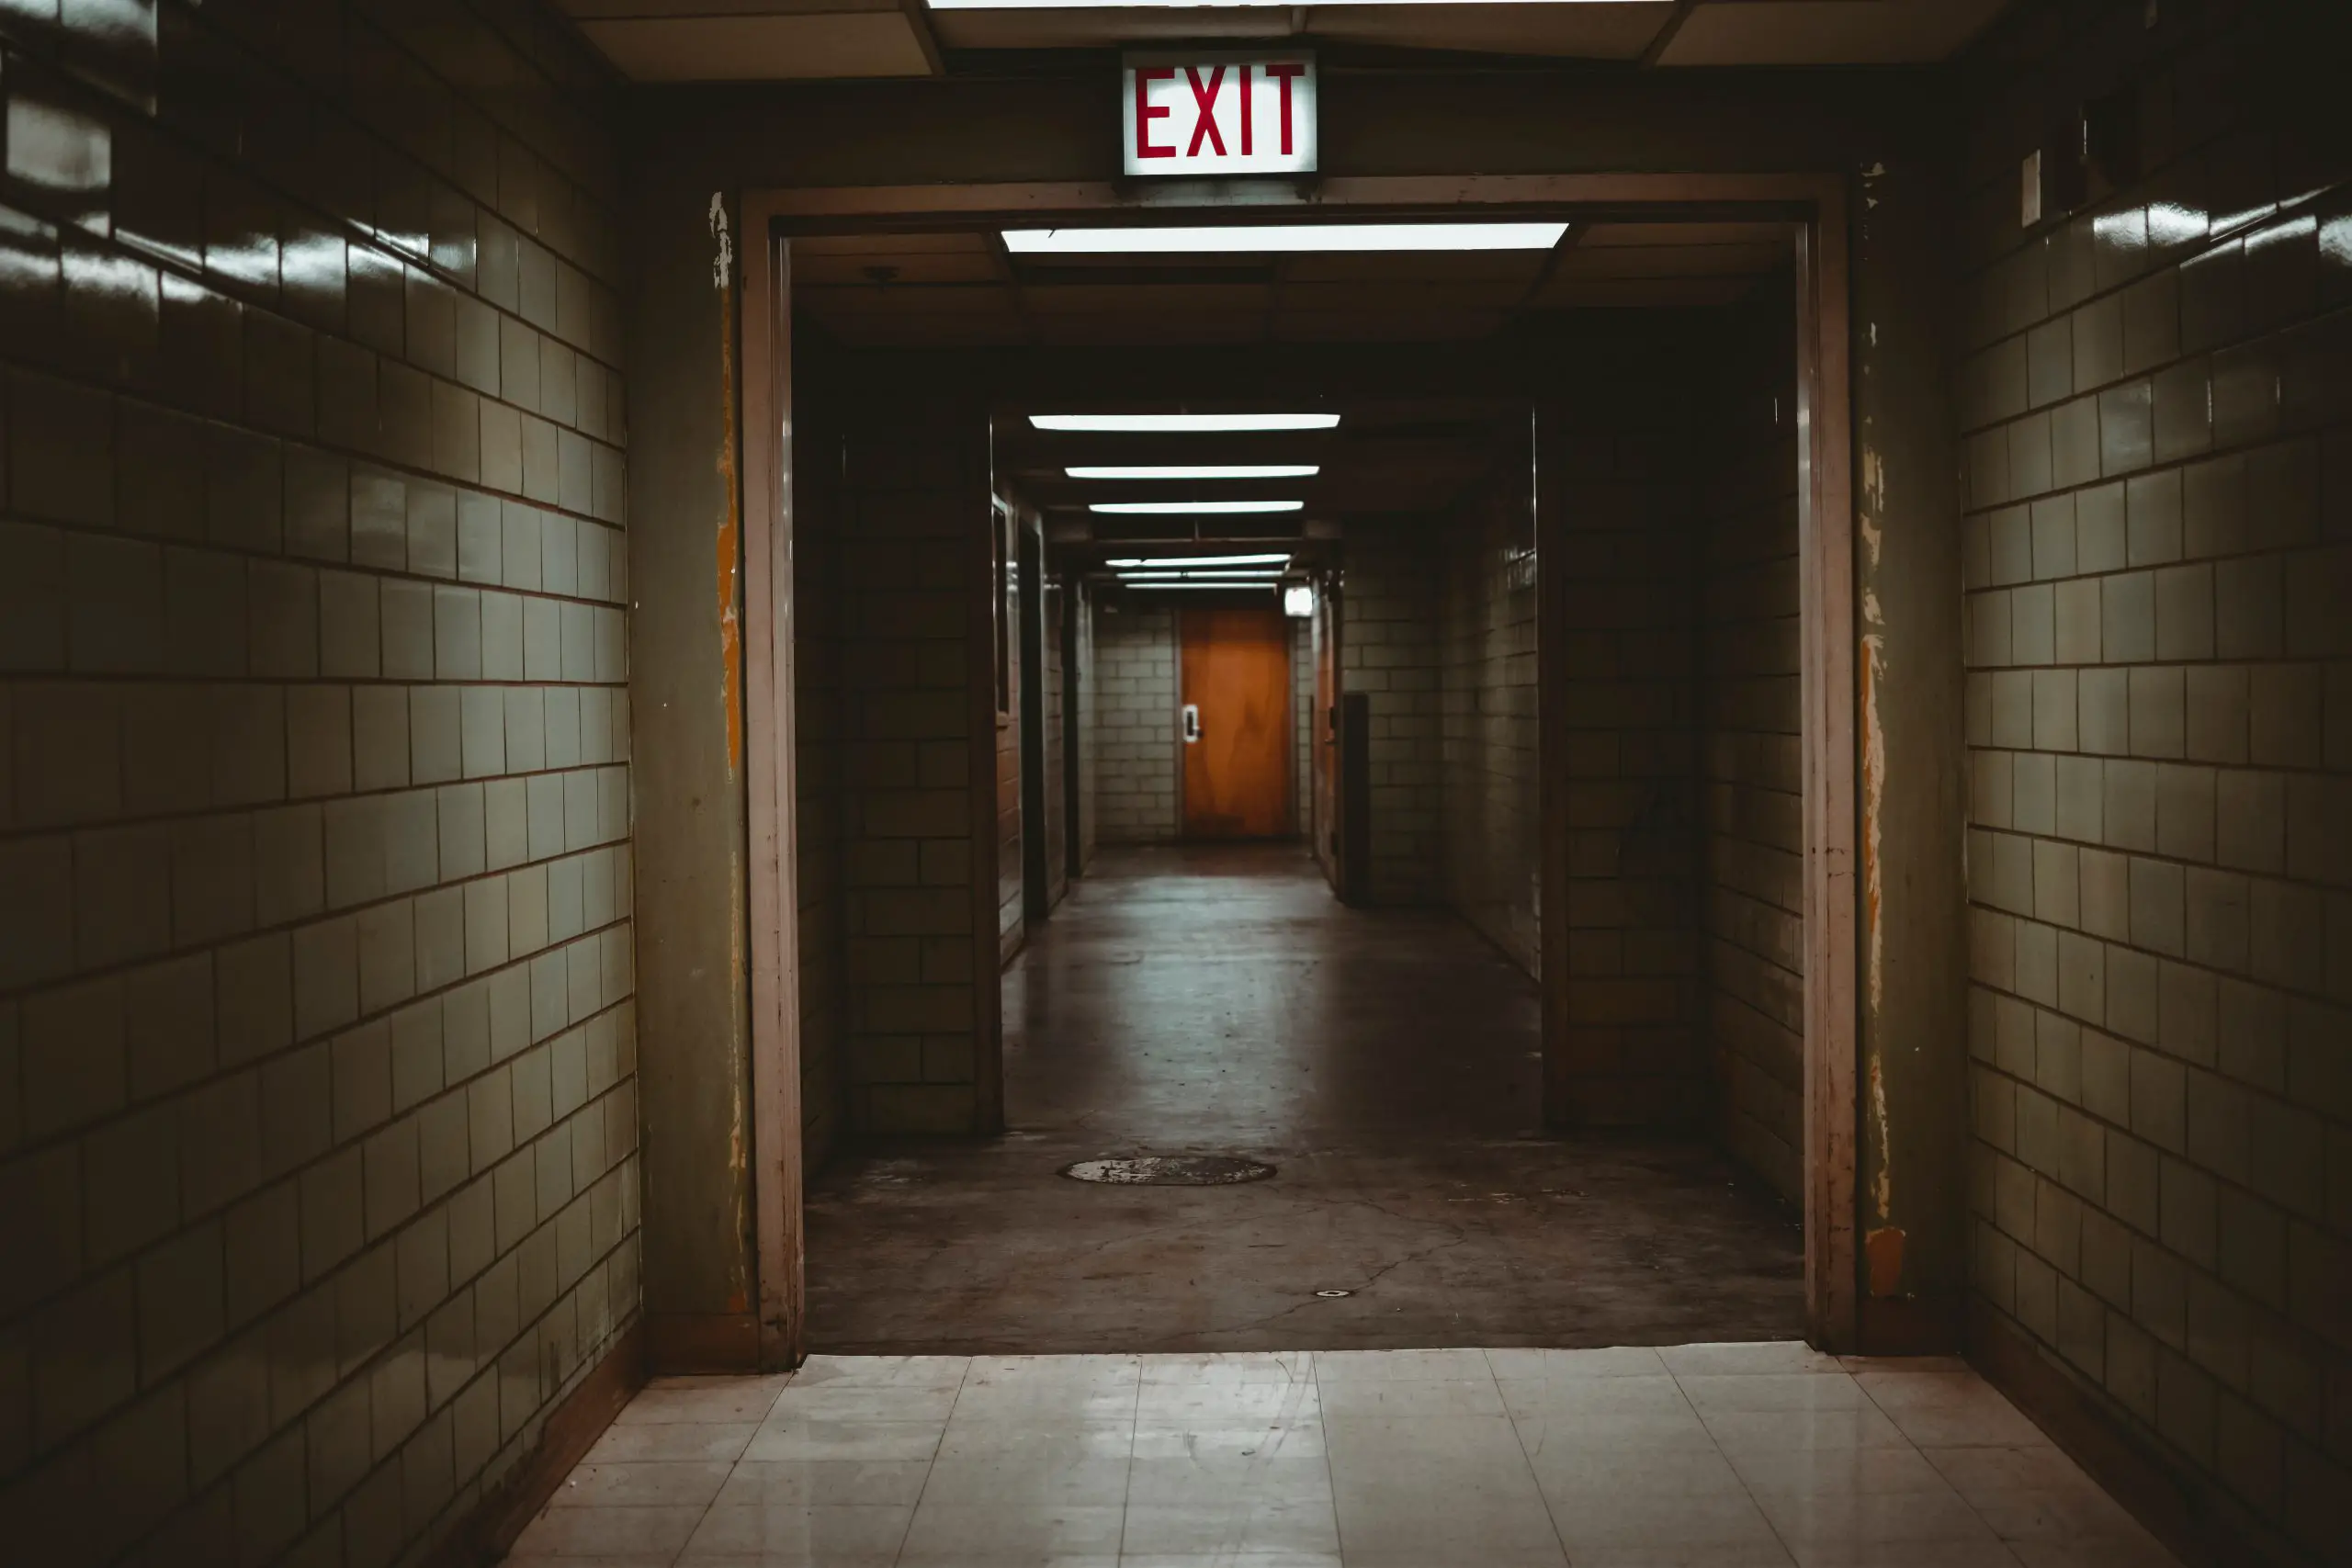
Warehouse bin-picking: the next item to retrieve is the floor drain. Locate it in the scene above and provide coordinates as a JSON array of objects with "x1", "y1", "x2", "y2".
[{"x1": 1061, "y1": 1155, "x2": 1276, "y2": 1186}]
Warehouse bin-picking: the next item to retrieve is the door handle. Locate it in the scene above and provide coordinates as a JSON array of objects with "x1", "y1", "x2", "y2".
[{"x1": 1182, "y1": 704, "x2": 1201, "y2": 744}]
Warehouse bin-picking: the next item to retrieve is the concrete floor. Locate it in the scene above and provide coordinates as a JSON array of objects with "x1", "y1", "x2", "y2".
[
  {"x1": 513, "y1": 1347, "x2": 2179, "y2": 1566},
  {"x1": 805, "y1": 843, "x2": 1804, "y2": 1354}
]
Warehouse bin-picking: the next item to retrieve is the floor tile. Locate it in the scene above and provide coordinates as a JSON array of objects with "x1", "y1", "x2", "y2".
[
  {"x1": 1854, "y1": 1371, "x2": 2049, "y2": 1447},
  {"x1": 1659, "y1": 1342, "x2": 1845, "y2": 1376},
  {"x1": 1137, "y1": 1351, "x2": 1316, "y2": 1384},
  {"x1": 764, "y1": 1382, "x2": 960, "y2": 1424},
  {"x1": 1699, "y1": 1402, "x2": 1910, "y2": 1451},
  {"x1": 1135, "y1": 1378, "x2": 1319, "y2": 1424},
  {"x1": 584, "y1": 1422, "x2": 762, "y2": 1465},
  {"x1": 896, "y1": 1500, "x2": 1127, "y2": 1563},
  {"x1": 1325, "y1": 1414, "x2": 1564, "y2": 1566},
  {"x1": 1131, "y1": 1418, "x2": 1328, "y2": 1463},
  {"x1": 677, "y1": 1503, "x2": 911, "y2": 1563},
  {"x1": 1521, "y1": 1440, "x2": 1749, "y2": 1497},
  {"x1": 1674, "y1": 1373, "x2": 1874, "y2": 1414},
  {"x1": 1498, "y1": 1371, "x2": 1698, "y2": 1420},
  {"x1": 1312, "y1": 1348, "x2": 1493, "y2": 1382},
  {"x1": 550, "y1": 1461, "x2": 735, "y2": 1508},
  {"x1": 621, "y1": 1378, "x2": 793, "y2": 1425},
  {"x1": 1121, "y1": 1494, "x2": 1341, "y2": 1555},
  {"x1": 1746, "y1": 1483, "x2": 2007, "y2": 1548},
  {"x1": 2007, "y1": 1539, "x2": 2182, "y2": 1566},
  {"x1": 1722, "y1": 1441, "x2": 1959, "y2": 1496},
  {"x1": 508, "y1": 1502, "x2": 706, "y2": 1557},
  {"x1": 739, "y1": 1418, "x2": 946, "y2": 1464},
  {"x1": 1486, "y1": 1346, "x2": 1669, "y2": 1381},
  {"x1": 710, "y1": 1460, "x2": 933, "y2": 1507},
  {"x1": 1550, "y1": 1547, "x2": 1793, "y2": 1567},
  {"x1": 1317, "y1": 1376, "x2": 1505, "y2": 1417},
  {"x1": 1545, "y1": 1484, "x2": 1790, "y2": 1554},
  {"x1": 1917, "y1": 1444, "x2": 2092, "y2": 1496},
  {"x1": 1837, "y1": 1355, "x2": 1971, "y2": 1375},
  {"x1": 1512, "y1": 1398, "x2": 1720, "y2": 1457},
  {"x1": 521, "y1": 1351, "x2": 2173, "y2": 1568},
  {"x1": 924, "y1": 1419, "x2": 1136, "y2": 1505},
  {"x1": 791, "y1": 1355, "x2": 968, "y2": 1390},
  {"x1": 1125, "y1": 1451, "x2": 1332, "y2": 1505}
]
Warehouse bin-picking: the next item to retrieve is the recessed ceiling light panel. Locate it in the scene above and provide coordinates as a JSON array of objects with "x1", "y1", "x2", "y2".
[
  {"x1": 1004, "y1": 222, "x2": 1567, "y2": 254},
  {"x1": 1091, "y1": 500, "x2": 1305, "y2": 514},
  {"x1": 1068, "y1": 465, "x2": 1319, "y2": 480},
  {"x1": 1106, "y1": 554, "x2": 1291, "y2": 568},
  {"x1": 938, "y1": 0, "x2": 1618, "y2": 7},
  {"x1": 1031, "y1": 413, "x2": 1339, "y2": 433}
]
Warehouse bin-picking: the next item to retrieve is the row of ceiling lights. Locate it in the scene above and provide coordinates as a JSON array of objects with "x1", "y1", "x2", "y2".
[
  {"x1": 1033, "y1": 413, "x2": 1329, "y2": 607},
  {"x1": 1034, "y1": 412, "x2": 1334, "y2": 521}
]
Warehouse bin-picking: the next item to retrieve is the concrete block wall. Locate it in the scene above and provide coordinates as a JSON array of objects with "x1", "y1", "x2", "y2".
[
  {"x1": 1698, "y1": 305, "x2": 1805, "y2": 1203},
  {"x1": 1091, "y1": 603, "x2": 1178, "y2": 842},
  {"x1": 1547, "y1": 413, "x2": 1703, "y2": 1126},
  {"x1": 1954, "y1": 3, "x2": 2350, "y2": 1555},
  {"x1": 1340, "y1": 520, "x2": 1444, "y2": 903},
  {"x1": 833, "y1": 399, "x2": 993, "y2": 1134},
  {"x1": 0, "y1": 4, "x2": 639, "y2": 1563},
  {"x1": 1440, "y1": 449, "x2": 1542, "y2": 978}
]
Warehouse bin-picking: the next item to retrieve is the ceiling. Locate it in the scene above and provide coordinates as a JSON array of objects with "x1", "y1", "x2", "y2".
[
  {"x1": 558, "y1": 0, "x2": 2014, "y2": 82},
  {"x1": 793, "y1": 220, "x2": 1792, "y2": 346}
]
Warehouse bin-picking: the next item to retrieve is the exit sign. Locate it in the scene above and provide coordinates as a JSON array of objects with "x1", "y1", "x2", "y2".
[{"x1": 1122, "y1": 51, "x2": 1317, "y2": 178}]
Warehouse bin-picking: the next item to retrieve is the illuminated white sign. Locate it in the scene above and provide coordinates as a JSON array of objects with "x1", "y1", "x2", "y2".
[{"x1": 1122, "y1": 51, "x2": 1317, "y2": 178}]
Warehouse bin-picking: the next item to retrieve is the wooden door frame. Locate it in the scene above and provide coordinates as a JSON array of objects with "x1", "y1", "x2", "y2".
[{"x1": 739, "y1": 172, "x2": 1859, "y2": 1361}]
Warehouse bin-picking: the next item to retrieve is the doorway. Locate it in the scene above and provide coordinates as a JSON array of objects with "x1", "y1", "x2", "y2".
[
  {"x1": 1181, "y1": 606, "x2": 1293, "y2": 839},
  {"x1": 740, "y1": 178, "x2": 1858, "y2": 1365}
]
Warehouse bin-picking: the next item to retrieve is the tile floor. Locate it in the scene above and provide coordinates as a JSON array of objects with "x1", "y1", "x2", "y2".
[{"x1": 508, "y1": 1344, "x2": 2179, "y2": 1566}]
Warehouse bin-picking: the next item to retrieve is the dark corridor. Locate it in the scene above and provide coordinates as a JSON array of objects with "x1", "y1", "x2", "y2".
[{"x1": 804, "y1": 843, "x2": 1802, "y2": 1353}]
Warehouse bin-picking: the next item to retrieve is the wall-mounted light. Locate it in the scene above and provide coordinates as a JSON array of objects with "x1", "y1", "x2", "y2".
[
  {"x1": 1032, "y1": 413, "x2": 1339, "y2": 434},
  {"x1": 1091, "y1": 500, "x2": 1304, "y2": 514},
  {"x1": 1283, "y1": 584, "x2": 1315, "y2": 617},
  {"x1": 1068, "y1": 465, "x2": 1319, "y2": 480},
  {"x1": 1005, "y1": 222, "x2": 1567, "y2": 254}
]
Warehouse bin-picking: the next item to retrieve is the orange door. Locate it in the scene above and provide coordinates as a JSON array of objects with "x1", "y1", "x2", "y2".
[{"x1": 1181, "y1": 607, "x2": 1290, "y2": 838}]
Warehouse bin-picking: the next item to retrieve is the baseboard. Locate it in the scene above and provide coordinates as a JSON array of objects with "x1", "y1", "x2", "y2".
[
  {"x1": 1966, "y1": 1299, "x2": 2300, "y2": 1568},
  {"x1": 427, "y1": 1319, "x2": 646, "y2": 1566},
  {"x1": 647, "y1": 1310, "x2": 763, "y2": 1372},
  {"x1": 1858, "y1": 1291, "x2": 1961, "y2": 1355}
]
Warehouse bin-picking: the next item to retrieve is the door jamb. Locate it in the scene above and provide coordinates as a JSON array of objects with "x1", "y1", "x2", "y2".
[{"x1": 739, "y1": 172, "x2": 1858, "y2": 1359}]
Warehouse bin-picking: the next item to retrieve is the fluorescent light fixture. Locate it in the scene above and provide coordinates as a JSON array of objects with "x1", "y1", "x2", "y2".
[
  {"x1": 1004, "y1": 222, "x2": 1567, "y2": 254},
  {"x1": 1068, "y1": 464, "x2": 1319, "y2": 480},
  {"x1": 940, "y1": 0, "x2": 1610, "y2": 7},
  {"x1": 1116, "y1": 581, "x2": 1279, "y2": 591},
  {"x1": 1284, "y1": 584, "x2": 1315, "y2": 617},
  {"x1": 1091, "y1": 500, "x2": 1303, "y2": 515},
  {"x1": 1118, "y1": 570, "x2": 1285, "y2": 580},
  {"x1": 1031, "y1": 413, "x2": 1339, "y2": 434},
  {"x1": 1105, "y1": 554, "x2": 1290, "y2": 568}
]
